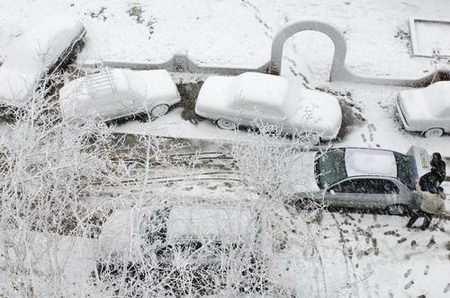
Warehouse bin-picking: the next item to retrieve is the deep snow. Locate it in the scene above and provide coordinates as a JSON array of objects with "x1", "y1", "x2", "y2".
[{"x1": 1, "y1": 0, "x2": 450, "y2": 297}]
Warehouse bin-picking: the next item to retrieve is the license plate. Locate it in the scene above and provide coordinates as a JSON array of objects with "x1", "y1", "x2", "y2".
[{"x1": 420, "y1": 152, "x2": 429, "y2": 169}]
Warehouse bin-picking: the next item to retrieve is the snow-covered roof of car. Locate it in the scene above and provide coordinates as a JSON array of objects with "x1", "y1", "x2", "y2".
[
  {"x1": 2, "y1": 16, "x2": 83, "y2": 74},
  {"x1": 125, "y1": 69, "x2": 178, "y2": 101},
  {"x1": 345, "y1": 148, "x2": 397, "y2": 177},
  {"x1": 99, "y1": 204, "x2": 257, "y2": 256},
  {"x1": 167, "y1": 206, "x2": 254, "y2": 243},
  {"x1": 232, "y1": 72, "x2": 294, "y2": 115}
]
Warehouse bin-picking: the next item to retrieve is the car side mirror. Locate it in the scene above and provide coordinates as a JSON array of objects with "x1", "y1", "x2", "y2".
[{"x1": 329, "y1": 189, "x2": 335, "y2": 195}]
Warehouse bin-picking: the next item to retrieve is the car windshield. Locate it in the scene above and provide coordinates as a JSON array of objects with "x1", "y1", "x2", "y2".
[
  {"x1": 393, "y1": 152, "x2": 416, "y2": 189},
  {"x1": 315, "y1": 149, "x2": 347, "y2": 189}
]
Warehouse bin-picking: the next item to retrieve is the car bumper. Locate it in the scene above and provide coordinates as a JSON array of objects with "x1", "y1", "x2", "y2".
[
  {"x1": 320, "y1": 125, "x2": 341, "y2": 140},
  {"x1": 396, "y1": 95, "x2": 413, "y2": 131}
]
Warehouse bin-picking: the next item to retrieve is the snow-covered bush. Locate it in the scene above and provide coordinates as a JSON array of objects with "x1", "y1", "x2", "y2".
[
  {"x1": 0, "y1": 78, "x2": 351, "y2": 297},
  {"x1": 0, "y1": 74, "x2": 120, "y2": 296},
  {"x1": 225, "y1": 123, "x2": 366, "y2": 296}
]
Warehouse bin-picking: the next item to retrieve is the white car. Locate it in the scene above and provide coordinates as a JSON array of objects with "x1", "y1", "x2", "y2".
[
  {"x1": 59, "y1": 68, "x2": 180, "y2": 122},
  {"x1": 195, "y1": 72, "x2": 342, "y2": 140},
  {"x1": 396, "y1": 81, "x2": 450, "y2": 137},
  {"x1": 0, "y1": 16, "x2": 85, "y2": 107}
]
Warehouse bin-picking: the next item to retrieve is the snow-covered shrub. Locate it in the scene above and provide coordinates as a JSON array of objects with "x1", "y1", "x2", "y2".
[
  {"x1": 0, "y1": 74, "x2": 120, "y2": 296},
  {"x1": 224, "y1": 123, "x2": 366, "y2": 296}
]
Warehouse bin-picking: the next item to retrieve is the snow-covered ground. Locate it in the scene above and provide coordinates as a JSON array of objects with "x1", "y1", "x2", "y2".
[
  {"x1": 1, "y1": 0, "x2": 450, "y2": 297},
  {"x1": 276, "y1": 211, "x2": 450, "y2": 297},
  {"x1": 1, "y1": 0, "x2": 450, "y2": 78}
]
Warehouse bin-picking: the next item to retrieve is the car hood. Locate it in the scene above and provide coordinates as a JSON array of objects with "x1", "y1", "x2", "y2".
[
  {"x1": 289, "y1": 89, "x2": 342, "y2": 139},
  {"x1": 288, "y1": 151, "x2": 321, "y2": 193},
  {"x1": 406, "y1": 146, "x2": 432, "y2": 179}
]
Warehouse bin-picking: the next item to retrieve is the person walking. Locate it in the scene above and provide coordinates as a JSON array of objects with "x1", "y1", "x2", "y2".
[{"x1": 406, "y1": 181, "x2": 449, "y2": 230}]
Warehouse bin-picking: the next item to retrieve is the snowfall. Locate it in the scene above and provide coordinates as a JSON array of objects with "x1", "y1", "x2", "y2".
[{"x1": 1, "y1": 0, "x2": 450, "y2": 297}]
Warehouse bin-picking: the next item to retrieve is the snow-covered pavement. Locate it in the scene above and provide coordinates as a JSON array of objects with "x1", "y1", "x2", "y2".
[
  {"x1": 1, "y1": 0, "x2": 450, "y2": 79},
  {"x1": 1, "y1": 0, "x2": 450, "y2": 296}
]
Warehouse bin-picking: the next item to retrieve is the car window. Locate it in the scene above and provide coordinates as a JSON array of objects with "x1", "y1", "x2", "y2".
[
  {"x1": 315, "y1": 149, "x2": 347, "y2": 188},
  {"x1": 369, "y1": 179, "x2": 399, "y2": 194},
  {"x1": 331, "y1": 179, "x2": 399, "y2": 194}
]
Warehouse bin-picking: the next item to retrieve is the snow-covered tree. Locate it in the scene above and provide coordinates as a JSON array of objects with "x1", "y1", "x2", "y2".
[{"x1": 0, "y1": 73, "x2": 121, "y2": 296}]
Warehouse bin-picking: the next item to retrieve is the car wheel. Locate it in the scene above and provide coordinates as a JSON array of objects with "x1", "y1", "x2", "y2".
[
  {"x1": 216, "y1": 118, "x2": 237, "y2": 130},
  {"x1": 386, "y1": 204, "x2": 409, "y2": 216},
  {"x1": 151, "y1": 104, "x2": 170, "y2": 118},
  {"x1": 294, "y1": 198, "x2": 317, "y2": 211},
  {"x1": 423, "y1": 127, "x2": 444, "y2": 138},
  {"x1": 136, "y1": 112, "x2": 149, "y2": 123}
]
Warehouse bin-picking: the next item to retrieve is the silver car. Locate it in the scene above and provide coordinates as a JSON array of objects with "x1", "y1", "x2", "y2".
[{"x1": 295, "y1": 146, "x2": 431, "y2": 215}]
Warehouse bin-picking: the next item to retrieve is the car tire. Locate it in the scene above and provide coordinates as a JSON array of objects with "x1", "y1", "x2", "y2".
[
  {"x1": 150, "y1": 104, "x2": 170, "y2": 118},
  {"x1": 423, "y1": 127, "x2": 444, "y2": 138},
  {"x1": 216, "y1": 118, "x2": 237, "y2": 130},
  {"x1": 386, "y1": 204, "x2": 409, "y2": 216},
  {"x1": 136, "y1": 112, "x2": 149, "y2": 123},
  {"x1": 294, "y1": 198, "x2": 316, "y2": 211}
]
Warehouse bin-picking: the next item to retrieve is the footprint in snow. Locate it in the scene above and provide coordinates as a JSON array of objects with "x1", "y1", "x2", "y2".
[
  {"x1": 404, "y1": 269, "x2": 411, "y2": 278},
  {"x1": 424, "y1": 265, "x2": 429, "y2": 275},
  {"x1": 368, "y1": 123, "x2": 377, "y2": 132},
  {"x1": 445, "y1": 241, "x2": 450, "y2": 250},
  {"x1": 404, "y1": 280, "x2": 414, "y2": 290},
  {"x1": 361, "y1": 133, "x2": 367, "y2": 143},
  {"x1": 427, "y1": 236, "x2": 436, "y2": 248},
  {"x1": 369, "y1": 133, "x2": 374, "y2": 142},
  {"x1": 444, "y1": 283, "x2": 450, "y2": 293}
]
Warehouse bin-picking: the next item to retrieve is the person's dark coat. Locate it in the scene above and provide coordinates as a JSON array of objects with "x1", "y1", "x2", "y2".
[
  {"x1": 419, "y1": 171, "x2": 440, "y2": 192},
  {"x1": 430, "y1": 152, "x2": 446, "y2": 183}
]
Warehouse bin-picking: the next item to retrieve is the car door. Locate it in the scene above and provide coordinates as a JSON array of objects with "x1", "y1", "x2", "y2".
[
  {"x1": 325, "y1": 178, "x2": 400, "y2": 210},
  {"x1": 440, "y1": 107, "x2": 450, "y2": 132},
  {"x1": 96, "y1": 91, "x2": 135, "y2": 120},
  {"x1": 324, "y1": 178, "x2": 359, "y2": 208},
  {"x1": 234, "y1": 105, "x2": 274, "y2": 128}
]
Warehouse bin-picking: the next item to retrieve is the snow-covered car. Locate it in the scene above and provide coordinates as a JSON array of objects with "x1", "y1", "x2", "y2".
[
  {"x1": 396, "y1": 81, "x2": 450, "y2": 138},
  {"x1": 97, "y1": 203, "x2": 279, "y2": 295},
  {"x1": 195, "y1": 72, "x2": 342, "y2": 140},
  {"x1": 291, "y1": 146, "x2": 432, "y2": 215},
  {"x1": 59, "y1": 68, "x2": 180, "y2": 122},
  {"x1": 0, "y1": 16, "x2": 85, "y2": 107}
]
